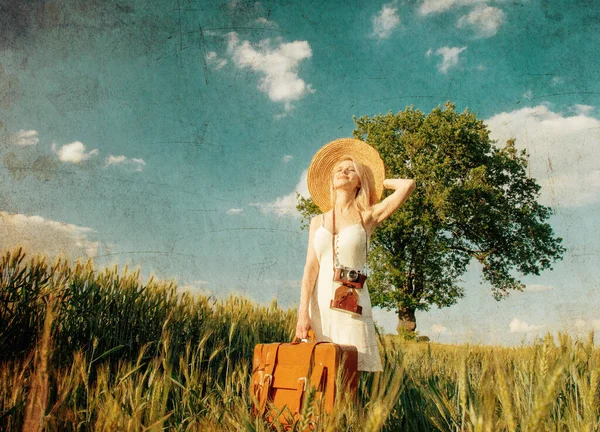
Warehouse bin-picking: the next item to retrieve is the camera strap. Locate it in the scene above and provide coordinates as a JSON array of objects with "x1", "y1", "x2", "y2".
[{"x1": 331, "y1": 208, "x2": 369, "y2": 277}]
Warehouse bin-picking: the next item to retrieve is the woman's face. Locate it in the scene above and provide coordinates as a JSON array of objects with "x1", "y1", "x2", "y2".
[{"x1": 333, "y1": 159, "x2": 361, "y2": 191}]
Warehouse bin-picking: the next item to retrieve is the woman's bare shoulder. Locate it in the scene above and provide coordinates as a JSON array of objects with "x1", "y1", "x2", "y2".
[
  {"x1": 309, "y1": 214, "x2": 323, "y2": 230},
  {"x1": 313, "y1": 211, "x2": 332, "y2": 225}
]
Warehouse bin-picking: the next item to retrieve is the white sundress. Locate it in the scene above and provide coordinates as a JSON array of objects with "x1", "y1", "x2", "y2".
[{"x1": 309, "y1": 214, "x2": 383, "y2": 372}]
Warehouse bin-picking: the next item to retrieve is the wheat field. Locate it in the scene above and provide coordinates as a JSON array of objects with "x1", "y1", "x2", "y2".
[{"x1": 0, "y1": 248, "x2": 598, "y2": 431}]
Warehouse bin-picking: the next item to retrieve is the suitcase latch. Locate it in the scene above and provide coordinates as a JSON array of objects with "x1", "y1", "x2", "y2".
[
  {"x1": 261, "y1": 373, "x2": 272, "y2": 386},
  {"x1": 298, "y1": 377, "x2": 307, "y2": 391}
]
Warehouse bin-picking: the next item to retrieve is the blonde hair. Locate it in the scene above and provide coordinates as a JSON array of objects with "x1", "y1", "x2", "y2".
[{"x1": 329, "y1": 155, "x2": 373, "y2": 212}]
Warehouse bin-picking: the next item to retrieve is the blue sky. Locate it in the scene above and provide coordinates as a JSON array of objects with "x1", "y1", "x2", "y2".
[{"x1": 1, "y1": 0, "x2": 599, "y2": 345}]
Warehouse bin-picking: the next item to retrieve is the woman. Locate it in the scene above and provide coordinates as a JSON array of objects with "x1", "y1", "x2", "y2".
[{"x1": 295, "y1": 138, "x2": 415, "y2": 372}]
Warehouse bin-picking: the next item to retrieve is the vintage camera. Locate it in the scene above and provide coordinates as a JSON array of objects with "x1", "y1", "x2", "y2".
[
  {"x1": 330, "y1": 285, "x2": 363, "y2": 316},
  {"x1": 333, "y1": 266, "x2": 367, "y2": 289}
]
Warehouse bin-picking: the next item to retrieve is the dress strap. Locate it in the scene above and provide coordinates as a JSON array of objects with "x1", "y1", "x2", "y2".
[
  {"x1": 358, "y1": 211, "x2": 368, "y2": 277},
  {"x1": 358, "y1": 211, "x2": 365, "y2": 230},
  {"x1": 331, "y1": 211, "x2": 336, "y2": 274}
]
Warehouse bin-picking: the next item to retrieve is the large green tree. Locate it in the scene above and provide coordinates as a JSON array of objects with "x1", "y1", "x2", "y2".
[{"x1": 297, "y1": 103, "x2": 565, "y2": 333}]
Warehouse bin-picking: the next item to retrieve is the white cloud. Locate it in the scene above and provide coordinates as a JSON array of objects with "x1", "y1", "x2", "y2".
[
  {"x1": 523, "y1": 90, "x2": 533, "y2": 100},
  {"x1": 431, "y1": 324, "x2": 451, "y2": 334},
  {"x1": 485, "y1": 105, "x2": 600, "y2": 207},
  {"x1": 131, "y1": 158, "x2": 146, "y2": 170},
  {"x1": 105, "y1": 155, "x2": 126, "y2": 165},
  {"x1": 524, "y1": 284, "x2": 554, "y2": 292},
  {"x1": 457, "y1": 5, "x2": 506, "y2": 38},
  {"x1": 425, "y1": 48, "x2": 433, "y2": 57},
  {"x1": 510, "y1": 318, "x2": 542, "y2": 333},
  {"x1": 571, "y1": 104, "x2": 594, "y2": 115},
  {"x1": 0, "y1": 210, "x2": 100, "y2": 260},
  {"x1": 283, "y1": 155, "x2": 293, "y2": 163},
  {"x1": 274, "y1": 112, "x2": 290, "y2": 120},
  {"x1": 226, "y1": 32, "x2": 315, "y2": 111},
  {"x1": 434, "y1": 46, "x2": 467, "y2": 73},
  {"x1": 575, "y1": 319, "x2": 587, "y2": 329},
  {"x1": 105, "y1": 155, "x2": 146, "y2": 172},
  {"x1": 52, "y1": 141, "x2": 99, "y2": 164},
  {"x1": 178, "y1": 279, "x2": 211, "y2": 295},
  {"x1": 371, "y1": 2, "x2": 401, "y2": 39},
  {"x1": 226, "y1": 208, "x2": 244, "y2": 215},
  {"x1": 11, "y1": 129, "x2": 39, "y2": 146},
  {"x1": 419, "y1": 0, "x2": 486, "y2": 15},
  {"x1": 571, "y1": 319, "x2": 600, "y2": 332},
  {"x1": 250, "y1": 169, "x2": 309, "y2": 217},
  {"x1": 206, "y1": 51, "x2": 228, "y2": 69},
  {"x1": 551, "y1": 76, "x2": 563, "y2": 86},
  {"x1": 256, "y1": 17, "x2": 276, "y2": 26}
]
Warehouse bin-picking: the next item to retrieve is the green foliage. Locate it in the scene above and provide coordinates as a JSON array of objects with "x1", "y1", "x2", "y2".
[
  {"x1": 396, "y1": 327, "x2": 418, "y2": 342},
  {"x1": 0, "y1": 249, "x2": 598, "y2": 431},
  {"x1": 0, "y1": 248, "x2": 600, "y2": 432},
  {"x1": 296, "y1": 192, "x2": 320, "y2": 230},
  {"x1": 297, "y1": 103, "x2": 565, "y2": 320},
  {"x1": 0, "y1": 248, "x2": 295, "y2": 368}
]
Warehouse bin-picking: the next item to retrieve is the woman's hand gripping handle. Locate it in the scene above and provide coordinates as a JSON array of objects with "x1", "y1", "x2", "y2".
[{"x1": 295, "y1": 312, "x2": 312, "y2": 340}]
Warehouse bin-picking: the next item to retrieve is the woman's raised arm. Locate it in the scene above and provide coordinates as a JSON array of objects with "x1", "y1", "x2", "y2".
[{"x1": 369, "y1": 178, "x2": 416, "y2": 225}]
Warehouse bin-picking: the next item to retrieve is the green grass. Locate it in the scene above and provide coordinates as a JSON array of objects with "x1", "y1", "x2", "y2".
[{"x1": 1, "y1": 248, "x2": 599, "y2": 431}]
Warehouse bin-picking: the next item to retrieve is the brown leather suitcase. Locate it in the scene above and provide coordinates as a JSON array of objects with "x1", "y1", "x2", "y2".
[{"x1": 251, "y1": 332, "x2": 358, "y2": 426}]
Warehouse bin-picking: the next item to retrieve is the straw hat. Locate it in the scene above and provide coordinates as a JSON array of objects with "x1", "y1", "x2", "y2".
[{"x1": 307, "y1": 138, "x2": 385, "y2": 213}]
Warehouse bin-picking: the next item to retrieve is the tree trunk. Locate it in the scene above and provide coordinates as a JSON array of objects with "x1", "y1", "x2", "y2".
[{"x1": 396, "y1": 305, "x2": 417, "y2": 334}]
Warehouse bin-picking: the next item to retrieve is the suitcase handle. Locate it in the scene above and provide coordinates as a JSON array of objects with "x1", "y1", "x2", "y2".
[{"x1": 292, "y1": 329, "x2": 316, "y2": 344}]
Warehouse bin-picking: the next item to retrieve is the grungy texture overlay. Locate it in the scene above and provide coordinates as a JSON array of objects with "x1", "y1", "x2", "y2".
[{"x1": 1, "y1": 0, "x2": 599, "y2": 345}]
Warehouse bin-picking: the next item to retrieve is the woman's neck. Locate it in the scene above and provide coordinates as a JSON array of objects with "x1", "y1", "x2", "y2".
[{"x1": 333, "y1": 190, "x2": 356, "y2": 215}]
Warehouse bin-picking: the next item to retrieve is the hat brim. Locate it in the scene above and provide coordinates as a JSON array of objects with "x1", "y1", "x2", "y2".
[{"x1": 307, "y1": 138, "x2": 385, "y2": 213}]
